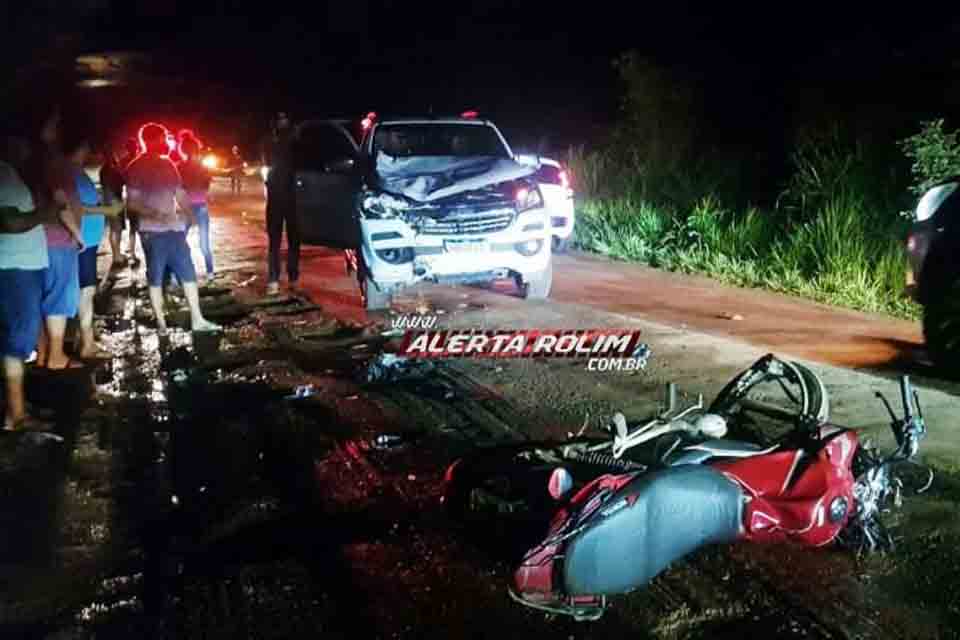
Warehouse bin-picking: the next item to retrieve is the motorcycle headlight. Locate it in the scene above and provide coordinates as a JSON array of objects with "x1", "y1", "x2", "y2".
[
  {"x1": 915, "y1": 182, "x2": 958, "y2": 222},
  {"x1": 515, "y1": 184, "x2": 543, "y2": 212}
]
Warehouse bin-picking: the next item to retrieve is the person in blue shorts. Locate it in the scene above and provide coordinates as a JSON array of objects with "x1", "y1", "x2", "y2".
[
  {"x1": 65, "y1": 133, "x2": 123, "y2": 359},
  {"x1": 26, "y1": 107, "x2": 87, "y2": 370},
  {"x1": 125, "y1": 123, "x2": 220, "y2": 334},
  {"x1": 0, "y1": 134, "x2": 67, "y2": 430}
]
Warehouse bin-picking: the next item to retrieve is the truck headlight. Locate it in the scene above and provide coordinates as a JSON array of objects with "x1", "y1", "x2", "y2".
[
  {"x1": 515, "y1": 185, "x2": 543, "y2": 212},
  {"x1": 360, "y1": 190, "x2": 411, "y2": 219}
]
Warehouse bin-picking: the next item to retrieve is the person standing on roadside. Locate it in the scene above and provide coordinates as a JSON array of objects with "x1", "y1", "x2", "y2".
[
  {"x1": 261, "y1": 111, "x2": 298, "y2": 296},
  {"x1": 229, "y1": 145, "x2": 244, "y2": 194},
  {"x1": 177, "y1": 134, "x2": 215, "y2": 284},
  {"x1": 100, "y1": 144, "x2": 127, "y2": 268},
  {"x1": 101, "y1": 138, "x2": 140, "y2": 269},
  {"x1": 0, "y1": 134, "x2": 67, "y2": 430},
  {"x1": 27, "y1": 107, "x2": 86, "y2": 371},
  {"x1": 66, "y1": 133, "x2": 123, "y2": 359},
  {"x1": 124, "y1": 123, "x2": 220, "y2": 334}
]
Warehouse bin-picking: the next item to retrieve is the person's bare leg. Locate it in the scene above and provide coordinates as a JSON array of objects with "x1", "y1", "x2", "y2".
[
  {"x1": 148, "y1": 286, "x2": 168, "y2": 334},
  {"x1": 110, "y1": 226, "x2": 124, "y2": 266},
  {"x1": 43, "y1": 316, "x2": 73, "y2": 369},
  {"x1": 36, "y1": 323, "x2": 49, "y2": 368},
  {"x1": 77, "y1": 286, "x2": 106, "y2": 358},
  {"x1": 183, "y1": 282, "x2": 220, "y2": 332},
  {"x1": 3, "y1": 356, "x2": 26, "y2": 429}
]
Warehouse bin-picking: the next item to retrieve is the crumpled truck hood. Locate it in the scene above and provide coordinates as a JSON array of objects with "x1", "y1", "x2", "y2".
[{"x1": 374, "y1": 153, "x2": 535, "y2": 203}]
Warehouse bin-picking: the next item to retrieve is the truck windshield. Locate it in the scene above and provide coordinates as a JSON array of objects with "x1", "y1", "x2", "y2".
[{"x1": 372, "y1": 124, "x2": 509, "y2": 159}]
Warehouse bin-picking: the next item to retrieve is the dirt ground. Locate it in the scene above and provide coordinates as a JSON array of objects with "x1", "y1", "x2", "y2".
[{"x1": 1, "y1": 182, "x2": 958, "y2": 639}]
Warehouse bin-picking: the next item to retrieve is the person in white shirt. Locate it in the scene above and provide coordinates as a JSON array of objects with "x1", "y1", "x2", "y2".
[{"x1": 0, "y1": 136, "x2": 67, "y2": 431}]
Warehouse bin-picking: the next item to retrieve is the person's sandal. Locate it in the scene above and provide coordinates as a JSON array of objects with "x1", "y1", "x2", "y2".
[
  {"x1": 46, "y1": 357, "x2": 87, "y2": 371},
  {"x1": 79, "y1": 346, "x2": 113, "y2": 361},
  {"x1": 2, "y1": 416, "x2": 63, "y2": 441}
]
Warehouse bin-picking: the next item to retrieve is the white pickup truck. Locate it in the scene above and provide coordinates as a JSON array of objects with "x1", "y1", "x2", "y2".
[{"x1": 290, "y1": 116, "x2": 553, "y2": 310}]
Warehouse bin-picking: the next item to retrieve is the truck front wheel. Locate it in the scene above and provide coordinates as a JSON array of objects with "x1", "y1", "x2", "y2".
[{"x1": 519, "y1": 260, "x2": 553, "y2": 300}]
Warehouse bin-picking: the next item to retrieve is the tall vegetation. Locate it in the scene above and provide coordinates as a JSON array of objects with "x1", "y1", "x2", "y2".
[{"x1": 565, "y1": 55, "x2": 960, "y2": 320}]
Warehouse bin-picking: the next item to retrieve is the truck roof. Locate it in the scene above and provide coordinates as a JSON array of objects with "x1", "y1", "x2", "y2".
[{"x1": 376, "y1": 118, "x2": 494, "y2": 126}]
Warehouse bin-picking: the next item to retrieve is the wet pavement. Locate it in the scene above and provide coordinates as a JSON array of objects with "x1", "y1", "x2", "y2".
[{"x1": 2, "y1": 183, "x2": 958, "y2": 639}]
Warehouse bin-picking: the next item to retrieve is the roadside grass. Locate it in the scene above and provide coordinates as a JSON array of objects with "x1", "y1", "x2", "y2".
[{"x1": 568, "y1": 142, "x2": 922, "y2": 321}]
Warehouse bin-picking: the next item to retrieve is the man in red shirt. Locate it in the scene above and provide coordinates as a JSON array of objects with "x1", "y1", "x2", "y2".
[{"x1": 125, "y1": 123, "x2": 219, "y2": 334}]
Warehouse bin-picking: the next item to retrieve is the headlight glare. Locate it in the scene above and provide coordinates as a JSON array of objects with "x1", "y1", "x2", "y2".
[{"x1": 515, "y1": 184, "x2": 543, "y2": 212}]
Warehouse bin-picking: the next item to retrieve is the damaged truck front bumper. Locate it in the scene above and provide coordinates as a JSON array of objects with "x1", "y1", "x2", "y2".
[{"x1": 360, "y1": 208, "x2": 551, "y2": 293}]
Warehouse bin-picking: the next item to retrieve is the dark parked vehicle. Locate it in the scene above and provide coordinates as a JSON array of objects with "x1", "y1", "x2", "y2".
[{"x1": 905, "y1": 177, "x2": 960, "y2": 371}]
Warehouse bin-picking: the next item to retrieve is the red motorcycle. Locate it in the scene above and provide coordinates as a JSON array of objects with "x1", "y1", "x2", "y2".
[{"x1": 443, "y1": 355, "x2": 929, "y2": 621}]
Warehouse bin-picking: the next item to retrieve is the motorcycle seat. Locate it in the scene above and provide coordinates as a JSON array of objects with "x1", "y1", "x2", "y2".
[{"x1": 668, "y1": 439, "x2": 779, "y2": 466}]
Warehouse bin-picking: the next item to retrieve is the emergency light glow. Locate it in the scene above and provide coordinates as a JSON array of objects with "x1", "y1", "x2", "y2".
[
  {"x1": 362, "y1": 111, "x2": 377, "y2": 130},
  {"x1": 461, "y1": 110, "x2": 479, "y2": 119},
  {"x1": 202, "y1": 154, "x2": 218, "y2": 169}
]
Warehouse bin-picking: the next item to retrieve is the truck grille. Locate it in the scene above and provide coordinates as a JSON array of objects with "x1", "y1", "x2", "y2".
[{"x1": 417, "y1": 209, "x2": 515, "y2": 236}]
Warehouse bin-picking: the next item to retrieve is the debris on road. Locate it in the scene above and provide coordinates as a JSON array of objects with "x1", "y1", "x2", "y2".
[
  {"x1": 366, "y1": 352, "x2": 436, "y2": 383},
  {"x1": 284, "y1": 384, "x2": 317, "y2": 400},
  {"x1": 372, "y1": 433, "x2": 407, "y2": 450},
  {"x1": 719, "y1": 312, "x2": 745, "y2": 321},
  {"x1": 632, "y1": 343, "x2": 652, "y2": 369}
]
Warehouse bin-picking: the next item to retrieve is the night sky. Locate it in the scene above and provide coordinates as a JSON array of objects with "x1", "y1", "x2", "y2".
[{"x1": 3, "y1": 2, "x2": 960, "y2": 153}]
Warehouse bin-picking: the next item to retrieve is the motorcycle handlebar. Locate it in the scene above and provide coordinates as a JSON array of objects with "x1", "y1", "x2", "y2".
[
  {"x1": 900, "y1": 375, "x2": 914, "y2": 420},
  {"x1": 883, "y1": 375, "x2": 925, "y2": 463}
]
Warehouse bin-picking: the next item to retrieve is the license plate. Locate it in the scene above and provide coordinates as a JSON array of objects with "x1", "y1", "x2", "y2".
[{"x1": 445, "y1": 239, "x2": 489, "y2": 254}]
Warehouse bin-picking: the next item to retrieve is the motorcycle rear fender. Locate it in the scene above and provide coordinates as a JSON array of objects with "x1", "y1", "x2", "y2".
[{"x1": 563, "y1": 465, "x2": 743, "y2": 596}]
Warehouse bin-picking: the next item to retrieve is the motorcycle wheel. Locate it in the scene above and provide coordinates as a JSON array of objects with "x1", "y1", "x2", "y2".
[{"x1": 708, "y1": 355, "x2": 828, "y2": 441}]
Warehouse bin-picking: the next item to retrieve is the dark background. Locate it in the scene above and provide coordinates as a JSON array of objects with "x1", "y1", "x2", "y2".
[{"x1": 3, "y1": 1, "x2": 960, "y2": 157}]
